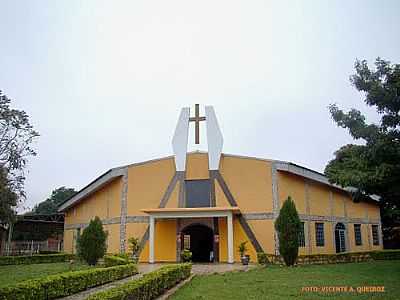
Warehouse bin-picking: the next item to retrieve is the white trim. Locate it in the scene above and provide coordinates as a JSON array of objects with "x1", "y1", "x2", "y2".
[
  {"x1": 227, "y1": 211, "x2": 234, "y2": 264},
  {"x1": 172, "y1": 107, "x2": 190, "y2": 171},
  {"x1": 145, "y1": 210, "x2": 235, "y2": 219},
  {"x1": 205, "y1": 106, "x2": 223, "y2": 170},
  {"x1": 149, "y1": 216, "x2": 155, "y2": 264}
]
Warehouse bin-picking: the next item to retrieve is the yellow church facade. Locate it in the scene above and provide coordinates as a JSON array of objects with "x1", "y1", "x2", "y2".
[
  {"x1": 60, "y1": 152, "x2": 382, "y2": 263},
  {"x1": 59, "y1": 106, "x2": 382, "y2": 263}
]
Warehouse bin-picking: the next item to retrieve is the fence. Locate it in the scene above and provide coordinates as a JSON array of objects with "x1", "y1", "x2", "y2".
[{"x1": 2, "y1": 240, "x2": 62, "y2": 256}]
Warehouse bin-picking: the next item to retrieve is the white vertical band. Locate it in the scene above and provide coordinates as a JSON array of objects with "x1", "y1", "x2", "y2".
[
  {"x1": 149, "y1": 216, "x2": 155, "y2": 263},
  {"x1": 227, "y1": 212, "x2": 234, "y2": 263}
]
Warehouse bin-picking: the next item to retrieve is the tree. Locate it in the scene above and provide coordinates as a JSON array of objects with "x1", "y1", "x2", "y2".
[
  {"x1": 274, "y1": 197, "x2": 302, "y2": 266},
  {"x1": 325, "y1": 58, "x2": 400, "y2": 248},
  {"x1": 77, "y1": 216, "x2": 107, "y2": 265},
  {"x1": 30, "y1": 187, "x2": 76, "y2": 215},
  {"x1": 0, "y1": 166, "x2": 17, "y2": 224},
  {"x1": 0, "y1": 90, "x2": 39, "y2": 222}
]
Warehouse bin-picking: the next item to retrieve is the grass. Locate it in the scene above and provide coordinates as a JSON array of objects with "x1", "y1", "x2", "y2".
[
  {"x1": 172, "y1": 261, "x2": 400, "y2": 300},
  {"x1": 0, "y1": 262, "x2": 95, "y2": 287}
]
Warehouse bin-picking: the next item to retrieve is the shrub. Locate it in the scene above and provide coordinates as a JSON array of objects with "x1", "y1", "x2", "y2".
[
  {"x1": 77, "y1": 216, "x2": 107, "y2": 265},
  {"x1": 181, "y1": 249, "x2": 192, "y2": 262},
  {"x1": 274, "y1": 196, "x2": 302, "y2": 266},
  {"x1": 86, "y1": 263, "x2": 192, "y2": 300},
  {"x1": 257, "y1": 252, "x2": 269, "y2": 265},
  {"x1": 104, "y1": 255, "x2": 128, "y2": 267},
  {"x1": 370, "y1": 249, "x2": 400, "y2": 260},
  {"x1": 0, "y1": 264, "x2": 137, "y2": 300},
  {"x1": 0, "y1": 254, "x2": 75, "y2": 266}
]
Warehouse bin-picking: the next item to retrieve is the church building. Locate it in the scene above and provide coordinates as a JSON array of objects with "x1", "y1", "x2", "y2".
[{"x1": 59, "y1": 105, "x2": 382, "y2": 263}]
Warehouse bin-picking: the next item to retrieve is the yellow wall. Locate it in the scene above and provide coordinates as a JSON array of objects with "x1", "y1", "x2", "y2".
[
  {"x1": 220, "y1": 156, "x2": 273, "y2": 213},
  {"x1": 186, "y1": 153, "x2": 209, "y2": 179},
  {"x1": 64, "y1": 178, "x2": 122, "y2": 225},
  {"x1": 218, "y1": 217, "x2": 257, "y2": 262},
  {"x1": 127, "y1": 158, "x2": 175, "y2": 216},
  {"x1": 104, "y1": 224, "x2": 120, "y2": 253},
  {"x1": 308, "y1": 183, "x2": 330, "y2": 216},
  {"x1": 246, "y1": 220, "x2": 275, "y2": 254},
  {"x1": 63, "y1": 229, "x2": 74, "y2": 254},
  {"x1": 278, "y1": 172, "x2": 306, "y2": 214}
]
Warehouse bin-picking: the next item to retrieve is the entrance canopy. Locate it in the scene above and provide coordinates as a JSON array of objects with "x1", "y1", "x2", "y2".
[{"x1": 141, "y1": 207, "x2": 240, "y2": 263}]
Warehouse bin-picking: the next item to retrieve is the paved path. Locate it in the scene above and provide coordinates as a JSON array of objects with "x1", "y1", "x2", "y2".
[
  {"x1": 59, "y1": 263, "x2": 254, "y2": 300},
  {"x1": 59, "y1": 264, "x2": 163, "y2": 300},
  {"x1": 191, "y1": 263, "x2": 256, "y2": 275}
]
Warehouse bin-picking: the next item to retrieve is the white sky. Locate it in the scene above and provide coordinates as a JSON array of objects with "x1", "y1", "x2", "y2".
[{"x1": 1, "y1": 0, "x2": 399, "y2": 211}]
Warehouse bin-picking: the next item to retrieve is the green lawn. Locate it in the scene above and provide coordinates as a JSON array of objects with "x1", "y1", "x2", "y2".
[
  {"x1": 0, "y1": 262, "x2": 95, "y2": 287},
  {"x1": 172, "y1": 261, "x2": 400, "y2": 300}
]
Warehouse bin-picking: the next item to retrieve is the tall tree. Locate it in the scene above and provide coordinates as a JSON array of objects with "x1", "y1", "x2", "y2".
[
  {"x1": 275, "y1": 197, "x2": 302, "y2": 266},
  {"x1": 0, "y1": 90, "x2": 39, "y2": 222},
  {"x1": 325, "y1": 58, "x2": 400, "y2": 248},
  {"x1": 30, "y1": 186, "x2": 76, "y2": 215}
]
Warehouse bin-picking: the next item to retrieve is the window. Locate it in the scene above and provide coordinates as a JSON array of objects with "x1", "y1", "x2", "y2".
[
  {"x1": 183, "y1": 235, "x2": 190, "y2": 250},
  {"x1": 185, "y1": 179, "x2": 211, "y2": 207},
  {"x1": 315, "y1": 223, "x2": 325, "y2": 247},
  {"x1": 372, "y1": 225, "x2": 380, "y2": 245},
  {"x1": 298, "y1": 222, "x2": 305, "y2": 247},
  {"x1": 354, "y1": 224, "x2": 362, "y2": 246}
]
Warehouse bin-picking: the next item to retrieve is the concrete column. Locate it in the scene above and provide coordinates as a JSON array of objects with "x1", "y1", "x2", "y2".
[
  {"x1": 227, "y1": 212, "x2": 234, "y2": 264},
  {"x1": 149, "y1": 216, "x2": 155, "y2": 263}
]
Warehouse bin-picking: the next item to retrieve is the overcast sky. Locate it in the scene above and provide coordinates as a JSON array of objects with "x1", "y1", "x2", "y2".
[{"x1": 1, "y1": 0, "x2": 399, "y2": 212}]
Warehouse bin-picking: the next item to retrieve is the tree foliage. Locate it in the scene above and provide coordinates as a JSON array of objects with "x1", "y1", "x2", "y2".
[
  {"x1": 325, "y1": 58, "x2": 400, "y2": 248},
  {"x1": 275, "y1": 197, "x2": 302, "y2": 266},
  {"x1": 0, "y1": 90, "x2": 39, "y2": 222},
  {"x1": 77, "y1": 216, "x2": 107, "y2": 265},
  {"x1": 30, "y1": 186, "x2": 76, "y2": 215},
  {"x1": 0, "y1": 166, "x2": 18, "y2": 223}
]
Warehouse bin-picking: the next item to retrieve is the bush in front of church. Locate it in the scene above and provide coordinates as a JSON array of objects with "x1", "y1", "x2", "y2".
[
  {"x1": 275, "y1": 197, "x2": 302, "y2": 266},
  {"x1": 77, "y1": 216, "x2": 108, "y2": 265}
]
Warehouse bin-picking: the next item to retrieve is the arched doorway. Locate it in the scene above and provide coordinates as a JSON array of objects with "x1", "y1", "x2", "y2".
[
  {"x1": 181, "y1": 224, "x2": 214, "y2": 262},
  {"x1": 335, "y1": 223, "x2": 346, "y2": 253}
]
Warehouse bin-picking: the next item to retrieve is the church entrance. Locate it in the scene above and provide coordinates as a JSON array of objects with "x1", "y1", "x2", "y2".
[{"x1": 181, "y1": 224, "x2": 214, "y2": 262}]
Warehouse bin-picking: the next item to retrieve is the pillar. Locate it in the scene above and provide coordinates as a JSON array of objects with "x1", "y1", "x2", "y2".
[
  {"x1": 149, "y1": 216, "x2": 155, "y2": 263},
  {"x1": 227, "y1": 212, "x2": 234, "y2": 263}
]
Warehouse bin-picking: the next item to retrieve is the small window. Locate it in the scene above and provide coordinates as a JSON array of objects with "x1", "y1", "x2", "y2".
[
  {"x1": 315, "y1": 223, "x2": 325, "y2": 247},
  {"x1": 298, "y1": 222, "x2": 305, "y2": 247},
  {"x1": 354, "y1": 224, "x2": 362, "y2": 246},
  {"x1": 372, "y1": 225, "x2": 380, "y2": 245}
]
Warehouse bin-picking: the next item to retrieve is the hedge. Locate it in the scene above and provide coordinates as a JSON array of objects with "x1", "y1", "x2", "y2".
[
  {"x1": 257, "y1": 250, "x2": 400, "y2": 265},
  {"x1": 369, "y1": 249, "x2": 400, "y2": 260},
  {"x1": 86, "y1": 263, "x2": 192, "y2": 300},
  {"x1": 0, "y1": 253, "x2": 75, "y2": 266},
  {"x1": 0, "y1": 264, "x2": 138, "y2": 300},
  {"x1": 104, "y1": 255, "x2": 129, "y2": 267}
]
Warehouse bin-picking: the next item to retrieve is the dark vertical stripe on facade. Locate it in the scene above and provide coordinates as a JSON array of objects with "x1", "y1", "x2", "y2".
[
  {"x1": 177, "y1": 171, "x2": 186, "y2": 208},
  {"x1": 176, "y1": 219, "x2": 181, "y2": 261},
  {"x1": 215, "y1": 172, "x2": 238, "y2": 207},
  {"x1": 139, "y1": 172, "x2": 180, "y2": 257},
  {"x1": 158, "y1": 173, "x2": 179, "y2": 208},
  {"x1": 209, "y1": 170, "x2": 217, "y2": 207},
  {"x1": 237, "y1": 216, "x2": 263, "y2": 252},
  {"x1": 216, "y1": 171, "x2": 264, "y2": 253}
]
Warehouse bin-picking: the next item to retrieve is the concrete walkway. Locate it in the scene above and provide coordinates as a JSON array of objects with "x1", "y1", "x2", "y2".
[
  {"x1": 59, "y1": 263, "x2": 254, "y2": 300},
  {"x1": 59, "y1": 264, "x2": 163, "y2": 300}
]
